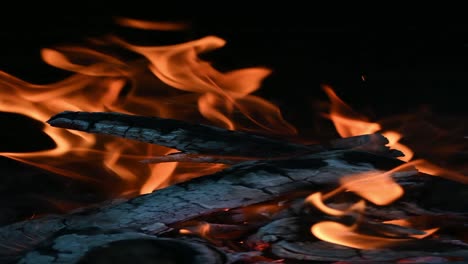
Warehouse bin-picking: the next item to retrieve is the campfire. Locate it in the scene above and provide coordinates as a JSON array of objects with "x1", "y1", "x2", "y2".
[{"x1": 0, "y1": 17, "x2": 467, "y2": 263}]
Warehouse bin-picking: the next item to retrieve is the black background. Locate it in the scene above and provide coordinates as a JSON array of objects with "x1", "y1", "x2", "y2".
[{"x1": 0, "y1": 12, "x2": 467, "y2": 134}]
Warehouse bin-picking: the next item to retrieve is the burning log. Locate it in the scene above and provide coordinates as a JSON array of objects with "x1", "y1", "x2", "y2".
[
  {"x1": 1, "y1": 111, "x2": 464, "y2": 263},
  {"x1": 46, "y1": 111, "x2": 402, "y2": 160},
  {"x1": 0, "y1": 123, "x2": 410, "y2": 263},
  {"x1": 46, "y1": 111, "x2": 312, "y2": 158}
]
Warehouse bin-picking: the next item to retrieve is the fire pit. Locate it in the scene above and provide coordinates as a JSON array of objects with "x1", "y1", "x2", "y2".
[{"x1": 0, "y1": 16, "x2": 467, "y2": 263}]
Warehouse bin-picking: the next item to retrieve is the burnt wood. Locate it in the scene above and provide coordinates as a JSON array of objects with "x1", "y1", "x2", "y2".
[
  {"x1": 46, "y1": 111, "x2": 402, "y2": 159},
  {"x1": 46, "y1": 111, "x2": 312, "y2": 158},
  {"x1": 0, "y1": 149, "x2": 414, "y2": 263},
  {"x1": 0, "y1": 111, "x2": 445, "y2": 263}
]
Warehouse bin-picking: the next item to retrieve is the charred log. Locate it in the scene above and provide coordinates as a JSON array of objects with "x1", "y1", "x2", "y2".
[
  {"x1": 46, "y1": 111, "x2": 402, "y2": 159},
  {"x1": 3, "y1": 111, "x2": 460, "y2": 263},
  {"x1": 18, "y1": 233, "x2": 225, "y2": 264},
  {"x1": 0, "y1": 149, "x2": 413, "y2": 263},
  {"x1": 46, "y1": 111, "x2": 312, "y2": 158}
]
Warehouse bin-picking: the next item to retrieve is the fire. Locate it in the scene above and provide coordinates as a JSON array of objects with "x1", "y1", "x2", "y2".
[
  {"x1": 322, "y1": 85, "x2": 413, "y2": 161},
  {"x1": 322, "y1": 84, "x2": 467, "y2": 182},
  {"x1": 306, "y1": 163, "x2": 439, "y2": 249},
  {"x1": 0, "y1": 18, "x2": 295, "y2": 197},
  {"x1": 322, "y1": 85, "x2": 381, "y2": 137},
  {"x1": 0, "y1": 17, "x2": 464, "y2": 254},
  {"x1": 179, "y1": 222, "x2": 211, "y2": 237}
]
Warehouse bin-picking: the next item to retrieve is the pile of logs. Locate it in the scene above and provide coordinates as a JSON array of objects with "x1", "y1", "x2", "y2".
[{"x1": 0, "y1": 111, "x2": 466, "y2": 264}]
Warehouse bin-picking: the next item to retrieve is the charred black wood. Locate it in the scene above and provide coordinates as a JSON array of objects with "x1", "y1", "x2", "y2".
[
  {"x1": 46, "y1": 111, "x2": 402, "y2": 159},
  {"x1": 0, "y1": 149, "x2": 414, "y2": 263},
  {"x1": 46, "y1": 111, "x2": 313, "y2": 158},
  {"x1": 140, "y1": 134, "x2": 403, "y2": 165},
  {"x1": 18, "y1": 232, "x2": 225, "y2": 264}
]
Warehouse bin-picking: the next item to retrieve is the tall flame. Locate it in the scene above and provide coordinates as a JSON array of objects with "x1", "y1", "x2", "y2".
[{"x1": 0, "y1": 18, "x2": 296, "y2": 198}]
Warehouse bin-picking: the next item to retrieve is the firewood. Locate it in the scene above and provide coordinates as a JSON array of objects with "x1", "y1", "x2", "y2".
[
  {"x1": 0, "y1": 149, "x2": 413, "y2": 263},
  {"x1": 46, "y1": 111, "x2": 402, "y2": 159},
  {"x1": 46, "y1": 111, "x2": 312, "y2": 158},
  {"x1": 248, "y1": 216, "x2": 468, "y2": 262},
  {"x1": 19, "y1": 232, "x2": 225, "y2": 264},
  {"x1": 0, "y1": 111, "x2": 422, "y2": 263}
]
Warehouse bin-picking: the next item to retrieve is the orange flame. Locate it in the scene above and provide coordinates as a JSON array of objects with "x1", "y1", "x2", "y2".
[
  {"x1": 306, "y1": 163, "x2": 438, "y2": 249},
  {"x1": 323, "y1": 85, "x2": 467, "y2": 184},
  {"x1": 114, "y1": 17, "x2": 189, "y2": 31},
  {"x1": 322, "y1": 85, "x2": 381, "y2": 137},
  {"x1": 179, "y1": 222, "x2": 211, "y2": 237},
  {"x1": 322, "y1": 85, "x2": 413, "y2": 161},
  {"x1": 410, "y1": 159, "x2": 468, "y2": 184},
  {"x1": 311, "y1": 221, "x2": 411, "y2": 250},
  {"x1": 113, "y1": 35, "x2": 297, "y2": 135},
  {"x1": 0, "y1": 18, "x2": 295, "y2": 198},
  {"x1": 339, "y1": 171, "x2": 404, "y2": 206}
]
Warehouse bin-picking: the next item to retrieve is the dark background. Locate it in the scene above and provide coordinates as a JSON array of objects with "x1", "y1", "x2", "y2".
[{"x1": 0, "y1": 13, "x2": 467, "y2": 132}]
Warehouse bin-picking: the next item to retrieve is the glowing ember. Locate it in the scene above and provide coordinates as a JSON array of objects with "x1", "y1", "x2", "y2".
[{"x1": 179, "y1": 222, "x2": 211, "y2": 237}]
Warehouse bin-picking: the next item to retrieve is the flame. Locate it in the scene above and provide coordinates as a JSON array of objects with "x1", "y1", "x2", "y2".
[
  {"x1": 339, "y1": 171, "x2": 404, "y2": 205},
  {"x1": 322, "y1": 85, "x2": 381, "y2": 137},
  {"x1": 410, "y1": 159, "x2": 468, "y2": 184},
  {"x1": 179, "y1": 222, "x2": 211, "y2": 237},
  {"x1": 113, "y1": 35, "x2": 297, "y2": 135},
  {"x1": 231, "y1": 202, "x2": 286, "y2": 224},
  {"x1": 0, "y1": 18, "x2": 295, "y2": 199},
  {"x1": 114, "y1": 17, "x2": 189, "y2": 31},
  {"x1": 311, "y1": 221, "x2": 411, "y2": 250},
  {"x1": 382, "y1": 219, "x2": 440, "y2": 239},
  {"x1": 322, "y1": 85, "x2": 414, "y2": 161},
  {"x1": 381, "y1": 131, "x2": 414, "y2": 162},
  {"x1": 306, "y1": 163, "x2": 438, "y2": 249}
]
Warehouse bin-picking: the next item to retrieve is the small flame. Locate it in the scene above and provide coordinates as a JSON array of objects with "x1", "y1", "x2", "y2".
[
  {"x1": 322, "y1": 85, "x2": 414, "y2": 161},
  {"x1": 306, "y1": 163, "x2": 438, "y2": 249},
  {"x1": 340, "y1": 171, "x2": 404, "y2": 206},
  {"x1": 114, "y1": 17, "x2": 189, "y2": 31},
  {"x1": 411, "y1": 159, "x2": 468, "y2": 184},
  {"x1": 179, "y1": 222, "x2": 211, "y2": 237},
  {"x1": 322, "y1": 85, "x2": 381, "y2": 137},
  {"x1": 311, "y1": 221, "x2": 410, "y2": 250},
  {"x1": 381, "y1": 131, "x2": 414, "y2": 162},
  {"x1": 382, "y1": 219, "x2": 440, "y2": 239}
]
